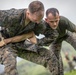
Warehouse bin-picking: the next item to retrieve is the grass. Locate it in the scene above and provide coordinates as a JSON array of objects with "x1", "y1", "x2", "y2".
[{"x1": 65, "y1": 70, "x2": 76, "y2": 75}]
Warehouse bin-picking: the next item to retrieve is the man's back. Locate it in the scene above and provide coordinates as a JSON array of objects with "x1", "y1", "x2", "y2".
[{"x1": 0, "y1": 8, "x2": 36, "y2": 37}]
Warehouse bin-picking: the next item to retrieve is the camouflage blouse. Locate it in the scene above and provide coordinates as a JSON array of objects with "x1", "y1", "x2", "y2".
[
  {"x1": 0, "y1": 8, "x2": 45, "y2": 38},
  {"x1": 37, "y1": 16, "x2": 76, "y2": 45}
]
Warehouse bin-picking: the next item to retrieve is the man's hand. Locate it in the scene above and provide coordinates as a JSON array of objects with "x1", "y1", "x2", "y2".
[
  {"x1": 29, "y1": 32, "x2": 37, "y2": 44},
  {"x1": 0, "y1": 39, "x2": 5, "y2": 47}
]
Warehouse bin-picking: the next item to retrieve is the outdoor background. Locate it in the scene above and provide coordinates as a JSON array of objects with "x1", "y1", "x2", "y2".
[{"x1": 0, "y1": 0, "x2": 76, "y2": 75}]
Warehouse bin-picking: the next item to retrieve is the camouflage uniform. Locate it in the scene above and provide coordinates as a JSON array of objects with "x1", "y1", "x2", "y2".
[
  {"x1": 0, "y1": 8, "x2": 46, "y2": 75},
  {"x1": 0, "y1": 8, "x2": 76, "y2": 75},
  {"x1": 65, "y1": 31, "x2": 76, "y2": 49},
  {"x1": 0, "y1": 45, "x2": 18, "y2": 75},
  {"x1": 65, "y1": 53, "x2": 74, "y2": 71},
  {"x1": 14, "y1": 29, "x2": 59, "y2": 75},
  {"x1": 37, "y1": 16, "x2": 76, "y2": 75}
]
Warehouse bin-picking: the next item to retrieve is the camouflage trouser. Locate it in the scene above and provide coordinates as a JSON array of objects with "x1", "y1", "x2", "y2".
[
  {"x1": 17, "y1": 40, "x2": 63, "y2": 75},
  {"x1": 47, "y1": 31, "x2": 76, "y2": 75},
  {"x1": 0, "y1": 43, "x2": 54, "y2": 75},
  {"x1": 0, "y1": 42, "x2": 62, "y2": 75},
  {"x1": 49, "y1": 42, "x2": 64, "y2": 75},
  {"x1": 0, "y1": 32, "x2": 76, "y2": 75},
  {"x1": 15, "y1": 40, "x2": 64, "y2": 75},
  {"x1": 16, "y1": 46, "x2": 54, "y2": 75},
  {"x1": 65, "y1": 31, "x2": 76, "y2": 50},
  {"x1": 68, "y1": 61, "x2": 74, "y2": 71},
  {"x1": 0, "y1": 45, "x2": 18, "y2": 75}
]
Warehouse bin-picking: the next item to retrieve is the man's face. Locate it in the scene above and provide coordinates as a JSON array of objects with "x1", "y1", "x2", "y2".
[
  {"x1": 28, "y1": 11, "x2": 44, "y2": 24},
  {"x1": 45, "y1": 12, "x2": 60, "y2": 29}
]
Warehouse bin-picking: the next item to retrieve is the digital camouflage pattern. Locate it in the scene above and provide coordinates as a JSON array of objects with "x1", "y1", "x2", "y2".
[
  {"x1": 65, "y1": 31, "x2": 76, "y2": 49},
  {"x1": 0, "y1": 8, "x2": 46, "y2": 75},
  {"x1": 0, "y1": 8, "x2": 45, "y2": 37},
  {"x1": 0, "y1": 8, "x2": 76, "y2": 75},
  {"x1": 37, "y1": 16, "x2": 76, "y2": 75},
  {"x1": 0, "y1": 45, "x2": 18, "y2": 75}
]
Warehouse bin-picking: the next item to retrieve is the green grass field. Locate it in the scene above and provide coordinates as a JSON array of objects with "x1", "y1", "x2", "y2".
[{"x1": 65, "y1": 70, "x2": 76, "y2": 75}]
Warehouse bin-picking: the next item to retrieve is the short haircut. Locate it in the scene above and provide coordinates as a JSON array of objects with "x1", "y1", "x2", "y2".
[
  {"x1": 28, "y1": 1, "x2": 44, "y2": 13},
  {"x1": 46, "y1": 8, "x2": 59, "y2": 17}
]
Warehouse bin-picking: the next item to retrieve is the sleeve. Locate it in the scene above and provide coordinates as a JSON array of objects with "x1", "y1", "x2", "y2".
[
  {"x1": 0, "y1": 10, "x2": 8, "y2": 27},
  {"x1": 0, "y1": 9, "x2": 16, "y2": 27},
  {"x1": 0, "y1": 8, "x2": 24, "y2": 37},
  {"x1": 0, "y1": 8, "x2": 23, "y2": 27},
  {"x1": 33, "y1": 20, "x2": 46, "y2": 36},
  {"x1": 63, "y1": 16, "x2": 76, "y2": 32},
  {"x1": 37, "y1": 37, "x2": 55, "y2": 46}
]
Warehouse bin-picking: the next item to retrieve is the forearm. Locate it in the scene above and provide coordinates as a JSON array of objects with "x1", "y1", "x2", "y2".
[
  {"x1": 29, "y1": 32, "x2": 37, "y2": 44},
  {"x1": 37, "y1": 37, "x2": 55, "y2": 46},
  {"x1": 3, "y1": 31, "x2": 34, "y2": 44}
]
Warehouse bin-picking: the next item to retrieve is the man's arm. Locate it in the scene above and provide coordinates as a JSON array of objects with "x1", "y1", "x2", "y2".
[
  {"x1": 29, "y1": 32, "x2": 37, "y2": 44},
  {"x1": 65, "y1": 31, "x2": 76, "y2": 50},
  {"x1": 0, "y1": 31, "x2": 37, "y2": 47},
  {"x1": 62, "y1": 16, "x2": 76, "y2": 32}
]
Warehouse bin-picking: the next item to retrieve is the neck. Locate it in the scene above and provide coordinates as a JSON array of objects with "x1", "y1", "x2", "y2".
[{"x1": 25, "y1": 11, "x2": 30, "y2": 25}]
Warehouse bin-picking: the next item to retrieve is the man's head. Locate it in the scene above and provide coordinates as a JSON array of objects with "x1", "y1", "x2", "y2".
[
  {"x1": 45, "y1": 8, "x2": 60, "y2": 29},
  {"x1": 26, "y1": 1, "x2": 44, "y2": 24}
]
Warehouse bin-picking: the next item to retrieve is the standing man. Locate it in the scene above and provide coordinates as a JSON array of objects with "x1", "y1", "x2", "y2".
[
  {"x1": 65, "y1": 52, "x2": 74, "y2": 71},
  {"x1": 0, "y1": 1, "x2": 45, "y2": 75},
  {"x1": 37, "y1": 8, "x2": 76, "y2": 75}
]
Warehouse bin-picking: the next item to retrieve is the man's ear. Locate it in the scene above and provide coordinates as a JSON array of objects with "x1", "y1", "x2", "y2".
[
  {"x1": 45, "y1": 18, "x2": 48, "y2": 23},
  {"x1": 26, "y1": 9, "x2": 30, "y2": 15},
  {"x1": 59, "y1": 16, "x2": 60, "y2": 20}
]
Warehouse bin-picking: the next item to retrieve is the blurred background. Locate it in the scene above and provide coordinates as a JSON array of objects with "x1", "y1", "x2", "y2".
[{"x1": 0, "y1": 0, "x2": 76, "y2": 75}]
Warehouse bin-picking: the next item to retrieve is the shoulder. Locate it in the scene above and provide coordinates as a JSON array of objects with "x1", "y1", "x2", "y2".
[
  {"x1": 59, "y1": 16, "x2": 70, "y2": 25},
  {"x1": 0, "y1": 8, "x2": 25, "y2": 18},
  {"x1": 0, "y1": 8, "x2": 25, "y2": 14},
  {"x1": 34, "y1": 20, "x2": 46, "y2": 35},
  {"x1": 35, "y1": 20, "x2": 46, "y2": 30},
  {"x1": 60, "y1": 16, "x2": 69, "y2": 22},
  {"x1": 0, "y1": 8, "x2": 26, "y2": 26}
]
